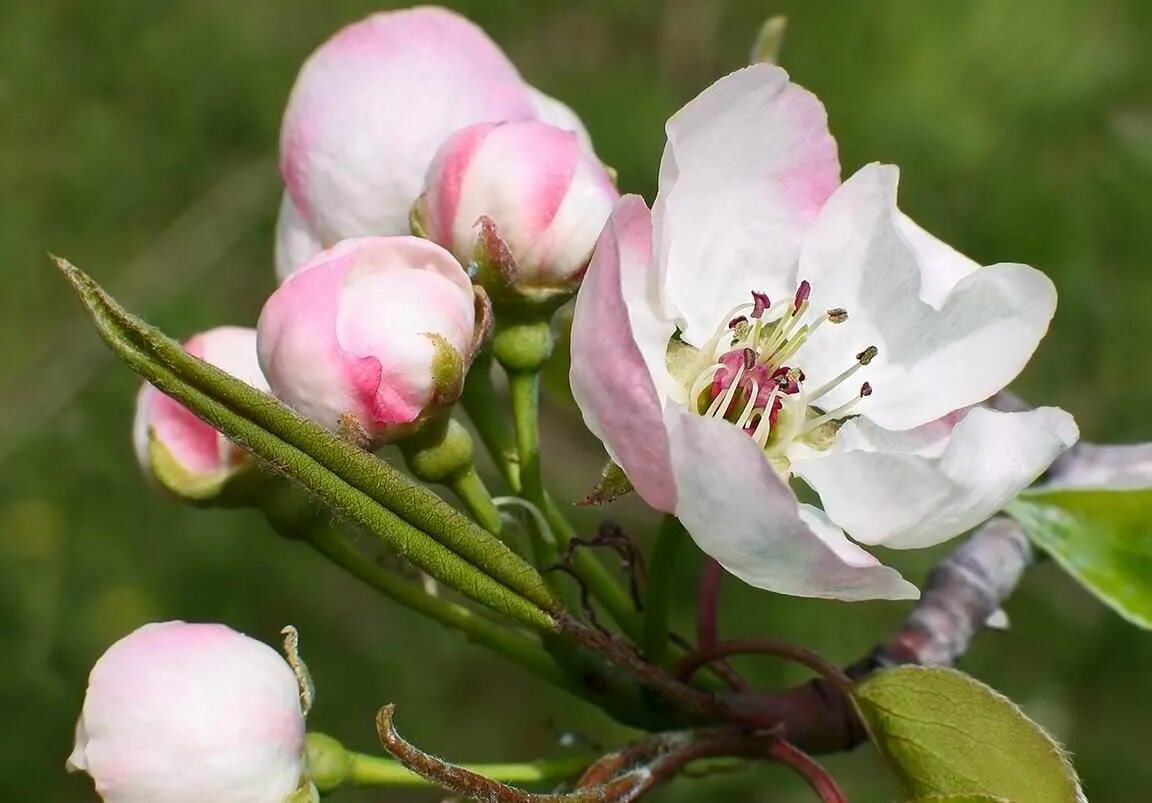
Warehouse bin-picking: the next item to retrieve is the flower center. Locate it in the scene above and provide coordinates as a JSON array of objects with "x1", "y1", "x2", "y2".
[{"x1": 681, "y1": 282, "x2": 876, "y2": 465}]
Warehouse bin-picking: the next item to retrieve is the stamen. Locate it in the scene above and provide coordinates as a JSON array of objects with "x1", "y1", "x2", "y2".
[
  {"x1": 802, "y1": 383, "x2": 872, "y2": 433},
  {"x1": 752, "y1": 387, "x2": 781, "y2": 447},
  {"x1": 705, "y1": 362, "x2": 746, "y2": 418},
  {"x1": 736, "y1": 380, "x2": 760, "y2": 429},
  {"x1": 687, "y1": 362, "x2": 724, "y2": 409},
  {"x1": 751, "y1": 291, "x2": 771, "y2": 318},
  {"x1": 827, "y1": 308, "x2": 848, "y2": 324},
  {"x1": 793, "y1": 280, "x2": 811, "y2": 310},
  {"x1": 807, "y1": 346, "x2": 879, "y2": 402}
]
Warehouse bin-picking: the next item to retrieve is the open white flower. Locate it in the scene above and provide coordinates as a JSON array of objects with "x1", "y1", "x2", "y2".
[{"x1": 570, "y1": 64, "x2": 1079, "y2": 601}]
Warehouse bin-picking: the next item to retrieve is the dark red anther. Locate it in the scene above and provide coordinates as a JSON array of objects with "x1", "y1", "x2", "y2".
[
  {"x1": 751, "y1": 291, "x2": 771, "y2": 318},
  {"x1": 771, "y1": 366, "x2": 800, "y2": 395},
  {"x1": 742, "y1": 348, "x2": 757, "y2": 370},
  {"x1": 860, "y1": 382, "x2": 873, "y2": 397},
  {"x1": 728, "y1": 315, "x2": 748, "y2": 330},
  {"x1": 793, "y1": 280, "x2": 811, "y2": 309}
]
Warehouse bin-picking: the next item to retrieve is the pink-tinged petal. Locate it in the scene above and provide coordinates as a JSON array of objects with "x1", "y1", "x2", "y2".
[
  {"x1": 274, "y1": 192, "x2": 325, "y2": 283},
  {"x1": 794, "y1": 164, "x2": 1058, "y2": 430},
  {"x1": 653, "y1": 64, "x2": 841, "y2": 344},
  {"x1": 795, "y1": 406, "x2": 1079, "y2": 549},
  {"x1": 259, "y1": 236, "x2": 475, "y2": 444},
  {"x1": 258, "y1": 250, "x2": 361, "y2": 432},
  {"x1": 570, "y1": 196, "x2": 677, "y2": 512},
  {"x1": 666, "y1": 407, "x2": 917, "y2": 600},
  {"x1": 133, "y1": 327, "x2": 268, "y2": 478},
  {"x1": 70, "y1": 621, "x2": 304, "y2": 803},
  {"x1": 280, "y1": 7, "x2": 536, "y2": 242},
  {"x1": 421, "y1": 121, "x2": 617, "y2": 287}
]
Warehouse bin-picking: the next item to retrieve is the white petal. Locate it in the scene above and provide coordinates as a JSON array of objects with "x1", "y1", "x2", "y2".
[
  {"x1": 895, "y1": 212, "x2": 981, "y2": 307},
  {"x1": 653, "y1": 64, "x2": 840, "y2": 344},
  {"x1": 666, "y1": 406, "x2": 917, "y2": 601},
  {"x1": 528, "y1": 86, "x2": 595, "y2": 153},
  {"x1": 795, "y1": 164, "x2": 1058, "y2": 430},
  {"x1": 795, "y1": 406, "x2": 1079, "y2": 549},
  {"x1": 275, "y1": 193, "x2": 325, "y2": 283}
]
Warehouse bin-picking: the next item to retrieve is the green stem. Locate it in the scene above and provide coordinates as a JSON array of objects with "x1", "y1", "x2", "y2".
[
  {"x1": 451, "y1": 468, "x2": 503, "y2": 535},
  {"x1": 508, "y1": 371, "x2": 545, "y2": 504},
  {"x1": 347, "y1": 751, "x2": 593, "y2": 788},
  {"x1": 261, "y1": 489, "x2": 569, "y2": 688},
  {"x1": 461, "y1": 350, "x2": 520, "y2": 491},
  {"x1": 642, "y1": 516, "x2": 687, "y2": 665}
]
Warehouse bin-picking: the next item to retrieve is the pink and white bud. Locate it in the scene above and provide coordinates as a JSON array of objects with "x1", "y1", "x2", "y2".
[
  {"x1": 258, "y1": 236, "x2": 486, "y2": 446},
  {"x1": 414, "y1": 121, "x2": 618, "y2": 301},
  {"x1": 67, "y1": 621, "x2": 306, "y2": 803},
  {"x1": 133, "y1": 326, "x2": 268, "y2": 495},
  {"x1": 277, "y1": 6, "x2": 539, "y2": 279}
]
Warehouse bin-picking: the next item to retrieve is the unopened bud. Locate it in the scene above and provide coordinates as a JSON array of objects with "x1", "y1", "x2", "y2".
[
  {"x1": 132, "y1": 326, "x2": 268, "y2": 501},
  {"x1": 413, "y1": 121, "x2": 618, "y2": 305},
  {"x1": 67, "y1": 621, "x2": 306, "y2": 803},
  {"x1": 258, "y1": 237, "x2": 488, "y2": 447}
]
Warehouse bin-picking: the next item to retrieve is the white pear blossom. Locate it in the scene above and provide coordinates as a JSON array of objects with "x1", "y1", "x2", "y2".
[{"x1": 570, "y1": 64, "x2": 1078, "y2": 601}]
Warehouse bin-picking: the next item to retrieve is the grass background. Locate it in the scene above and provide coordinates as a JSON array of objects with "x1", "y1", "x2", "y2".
[{"x1": 1, "y1": 1, "x2": 1150, "y2": 800}]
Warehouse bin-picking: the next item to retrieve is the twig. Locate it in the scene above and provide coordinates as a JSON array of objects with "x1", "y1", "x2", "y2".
[
  {"x1": 765, "y1": 739, "x2": 846, "y2": 803},
  {"x1": 677, "y1": 638, "x2": 853, "y2": 701}
]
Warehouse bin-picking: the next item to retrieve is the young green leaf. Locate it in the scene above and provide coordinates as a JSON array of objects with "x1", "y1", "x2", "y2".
[
  {"x1": 904, "y1": 796, "x2": 1013, "y2": 803},
  {"x1": 853, "y1": 666, "x2": 1083, "y2": 803},
  {"x1": 1009, "y1": 487, "x2": 1152, "y2": 628}
]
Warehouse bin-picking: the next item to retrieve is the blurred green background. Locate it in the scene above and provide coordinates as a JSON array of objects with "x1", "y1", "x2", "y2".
[{"x1": 1, "y1": 1, "x2": 1149, "y2": 800}]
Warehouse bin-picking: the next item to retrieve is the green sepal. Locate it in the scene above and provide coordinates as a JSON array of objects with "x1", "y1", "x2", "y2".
[{"x1": 578, "y1": 460, "x2": 634, "y2": 506}]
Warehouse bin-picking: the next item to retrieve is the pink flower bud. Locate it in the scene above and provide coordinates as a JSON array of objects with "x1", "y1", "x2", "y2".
[
  {"x1": 67, "y1": 621, "x2": 306, "y2": 803},
  {"x1": 415, "y1": 121, "x2": 618, "y2": 299},
  {"x1": 278, "y1": 6, "x2": 537, "y2": 274},
  {"x1": 258, "y1": 236, "x2": 486, "y2": 446},
  {"x1": 132, "y1": 327, "x2": 268, "y2": 491}
]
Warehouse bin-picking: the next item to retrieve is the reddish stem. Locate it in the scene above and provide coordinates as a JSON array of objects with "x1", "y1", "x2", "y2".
[
  {"x1": 766, "y1": 738, "x2": 847, "y2": 803},
  {"x1": 676, "y1": 638, "x2": 853, "y2": 700}
]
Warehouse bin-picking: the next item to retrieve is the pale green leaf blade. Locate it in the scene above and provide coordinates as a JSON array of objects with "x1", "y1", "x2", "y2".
[
  {"x1": 905, "y1": 796, "x2": 1013, "y2": 803},
  {"x1": 854, "y1": 666, "x2": 1083, "y2": 803},
  {"x1": 1009, "y1": 487, "x2": 1152, "y2": 628}
]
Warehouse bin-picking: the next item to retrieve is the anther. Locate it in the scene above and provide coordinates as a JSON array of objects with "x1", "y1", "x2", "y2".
[
  {"x1": 827, "y1": 308, "x2": 848, "y2": 324},
  {"x1": 856, "y1": 346, "x2": 878, "y2": 365},
  {"x1": 728, "y1": 315, "x2": 748, "y2": 330},
  {"x1": 742, "y1": 348, "x2": 757, "y2": 370},
  {"x1": 860, "y1": 382, "x2": 873, "y2": 397},
  {"x1": 793, "y1": 280, "x2": 811, "y2": 310},
  {"x1": 751, "y1": 291, "x2": 771, "y2": 318}
]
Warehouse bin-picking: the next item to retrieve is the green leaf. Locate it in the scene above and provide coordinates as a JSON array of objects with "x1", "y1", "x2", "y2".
[
  {"x1": 55, "y1": 257, "x2": 557, "y2": 630},
  {"x1": 904, "y1": 796, "x2": 1013, "y2": 803},
  {"x1": 854, "y1": 666, "x2": 1083, "y2": 803},
  {"x1": 1008, "y1": 488, "x2": 1152, "y2": 628}
]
